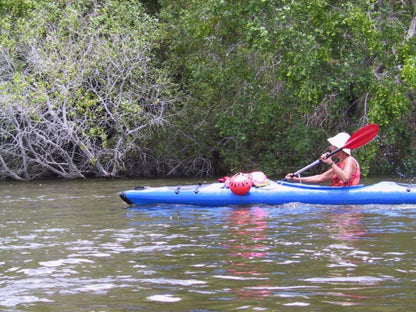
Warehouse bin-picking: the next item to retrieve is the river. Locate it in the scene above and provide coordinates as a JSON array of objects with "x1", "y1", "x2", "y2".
[{"x1": 0, "y1": 178, "x2": 414, "y2": 311}]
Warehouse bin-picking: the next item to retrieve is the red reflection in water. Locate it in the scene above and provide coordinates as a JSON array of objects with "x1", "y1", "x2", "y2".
[
  {"x1": 329, "y1": 209, "x2": 366, "y2": 241},
  {"x1": 225, "y1": 207, "x2": 271, "y2": 299}
]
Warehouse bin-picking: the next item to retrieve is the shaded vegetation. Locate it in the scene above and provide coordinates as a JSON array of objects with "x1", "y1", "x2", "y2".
[{"x1": 1, "y1": 0, "x2": 415, "y2": 180}]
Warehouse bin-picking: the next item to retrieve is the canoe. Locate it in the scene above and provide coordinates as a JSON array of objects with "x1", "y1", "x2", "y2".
[{"x1": 119, "y1": 180, "x2": 416, "y2": 206}]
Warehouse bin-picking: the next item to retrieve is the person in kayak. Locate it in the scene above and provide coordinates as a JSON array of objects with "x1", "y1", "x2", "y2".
[{"x1": 285, "y1": 132, "x2": 361, "y2": 186}]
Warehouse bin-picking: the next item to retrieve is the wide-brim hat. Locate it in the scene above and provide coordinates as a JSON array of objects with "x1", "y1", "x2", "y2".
[{"x1": 327, "y1": 132, "x2": 351, "y2": 155}]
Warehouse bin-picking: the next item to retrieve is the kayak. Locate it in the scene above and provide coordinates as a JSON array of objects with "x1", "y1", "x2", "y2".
[{"x1": 119, "y1": 180, "x2": 416, "y2": 206}]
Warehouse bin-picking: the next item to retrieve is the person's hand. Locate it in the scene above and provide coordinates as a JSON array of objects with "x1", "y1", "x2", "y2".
[
  {"x1": 320, "y1": 153, "x2": 334, "y2": 165},
  {"x1": 285, "y1": 173, "x2": 295, "y2": 180}
]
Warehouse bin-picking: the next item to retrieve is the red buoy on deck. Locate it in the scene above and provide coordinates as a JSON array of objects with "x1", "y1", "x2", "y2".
[{"x1": 229, "y1": 173, "x2": 252, "y2": 195}]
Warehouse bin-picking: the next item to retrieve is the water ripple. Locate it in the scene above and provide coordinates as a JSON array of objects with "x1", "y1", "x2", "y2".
[{"x1": 1, "y1": 179, "x2": 415, "y2": 310}]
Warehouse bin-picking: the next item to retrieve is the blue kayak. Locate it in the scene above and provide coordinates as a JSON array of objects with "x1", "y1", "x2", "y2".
[{"x1": 119, "y1": 180, "x2": 416, "y2": 206}]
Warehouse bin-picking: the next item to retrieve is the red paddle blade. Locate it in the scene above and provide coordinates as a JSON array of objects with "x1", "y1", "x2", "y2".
[{"x1": 343, "y1": 123, "x2": 379, "y2": 150}]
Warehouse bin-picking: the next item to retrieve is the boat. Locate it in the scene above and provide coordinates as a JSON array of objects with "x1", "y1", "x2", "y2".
[
  {"x1": 120, "y1": 124, "x2": 390, "y2": 207},
  {"x1": 119, "y1": 180, "x2": 416, "y2": 206}
]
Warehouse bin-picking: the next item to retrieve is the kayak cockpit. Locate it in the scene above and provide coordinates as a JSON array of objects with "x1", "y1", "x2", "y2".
[{"x1": 276, "y1": 180, "x2": 364, "y2": 190}]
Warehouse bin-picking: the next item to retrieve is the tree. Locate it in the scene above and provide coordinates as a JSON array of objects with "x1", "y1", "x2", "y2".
[
  {"x1": 0, "y1": 0, "x2": 182, "y2": 180},
  {"x1": 1, "y1": 0, "x2": 415, "y2": 180},
  {"x1": 159, "y1": 0, "x2": 416, "y2": 177}
]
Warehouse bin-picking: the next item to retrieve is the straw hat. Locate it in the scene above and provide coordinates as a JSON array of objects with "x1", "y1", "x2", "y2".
[{"x1": 327, "y1": 132, "x2": 351, "y2": 155}]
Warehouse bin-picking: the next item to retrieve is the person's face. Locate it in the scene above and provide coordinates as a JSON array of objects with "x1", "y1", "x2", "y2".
[{"x1": 329, "y1": 145, "x2": 338, "y2": 153}]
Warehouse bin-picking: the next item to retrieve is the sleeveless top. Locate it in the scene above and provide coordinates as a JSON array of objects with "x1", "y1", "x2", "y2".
[{"x1": 330, "y1": 157, "x2": 360, "y2": 186}]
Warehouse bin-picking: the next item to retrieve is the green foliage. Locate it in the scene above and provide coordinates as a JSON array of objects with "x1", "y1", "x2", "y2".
[
  {"x1": 1, "y1": 0, "x2": 416, "y2": 179},
  {"x1": 0, "y1": 0, "x2": 37, "y2": 17},
  {"x1": 0, "y1": 0, "x2": 181, "y2": 179},
  {"x1": 402, "y1": 56, "x2": 416, "y2": 89},
  {"x1": 159, "y1": 0, "x2": 416, "y2": 177}
]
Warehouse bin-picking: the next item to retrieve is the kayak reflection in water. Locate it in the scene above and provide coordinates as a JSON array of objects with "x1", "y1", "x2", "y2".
[{"x1": 285, "y1": 132, "x2": 361, "y2": 186}]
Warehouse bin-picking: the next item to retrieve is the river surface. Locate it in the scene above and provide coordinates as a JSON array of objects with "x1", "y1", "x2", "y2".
[{"x1": 0, "y1": 178, "x2": 415, "y2": 311}]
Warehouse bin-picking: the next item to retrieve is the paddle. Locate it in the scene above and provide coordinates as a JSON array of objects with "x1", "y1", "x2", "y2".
[{"x1": 291, "y1": 123, "x2": 379, "y2": 177}]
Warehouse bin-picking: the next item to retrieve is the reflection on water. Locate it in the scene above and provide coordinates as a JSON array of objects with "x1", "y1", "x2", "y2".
[
  {"x1": 328, "y1": 208, "x2": 366, "y2": 241},
  {"x1": 225, "y1": 207, "x2": 271, "y2": 300},
  {"x1": 0, "y1": 179, "x2": 415, "y2": 311}
]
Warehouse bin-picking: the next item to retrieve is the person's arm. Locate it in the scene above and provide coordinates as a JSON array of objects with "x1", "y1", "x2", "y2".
[
  {"x1": 285, "y1": 167, "x2": 334, "y2": 184},
  {"x1": 286, "y1": 152, "x2": 337, "y2": 184}
]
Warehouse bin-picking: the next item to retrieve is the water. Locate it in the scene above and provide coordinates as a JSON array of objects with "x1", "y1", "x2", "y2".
[{"x1": 0, "y1": 178, "x2": 415, "y2": 311}]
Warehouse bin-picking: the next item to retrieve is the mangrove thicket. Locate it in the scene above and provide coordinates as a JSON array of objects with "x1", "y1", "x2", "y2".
[{"x1": 0, "y1": 0, "x2": 415, "y2": 180}]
